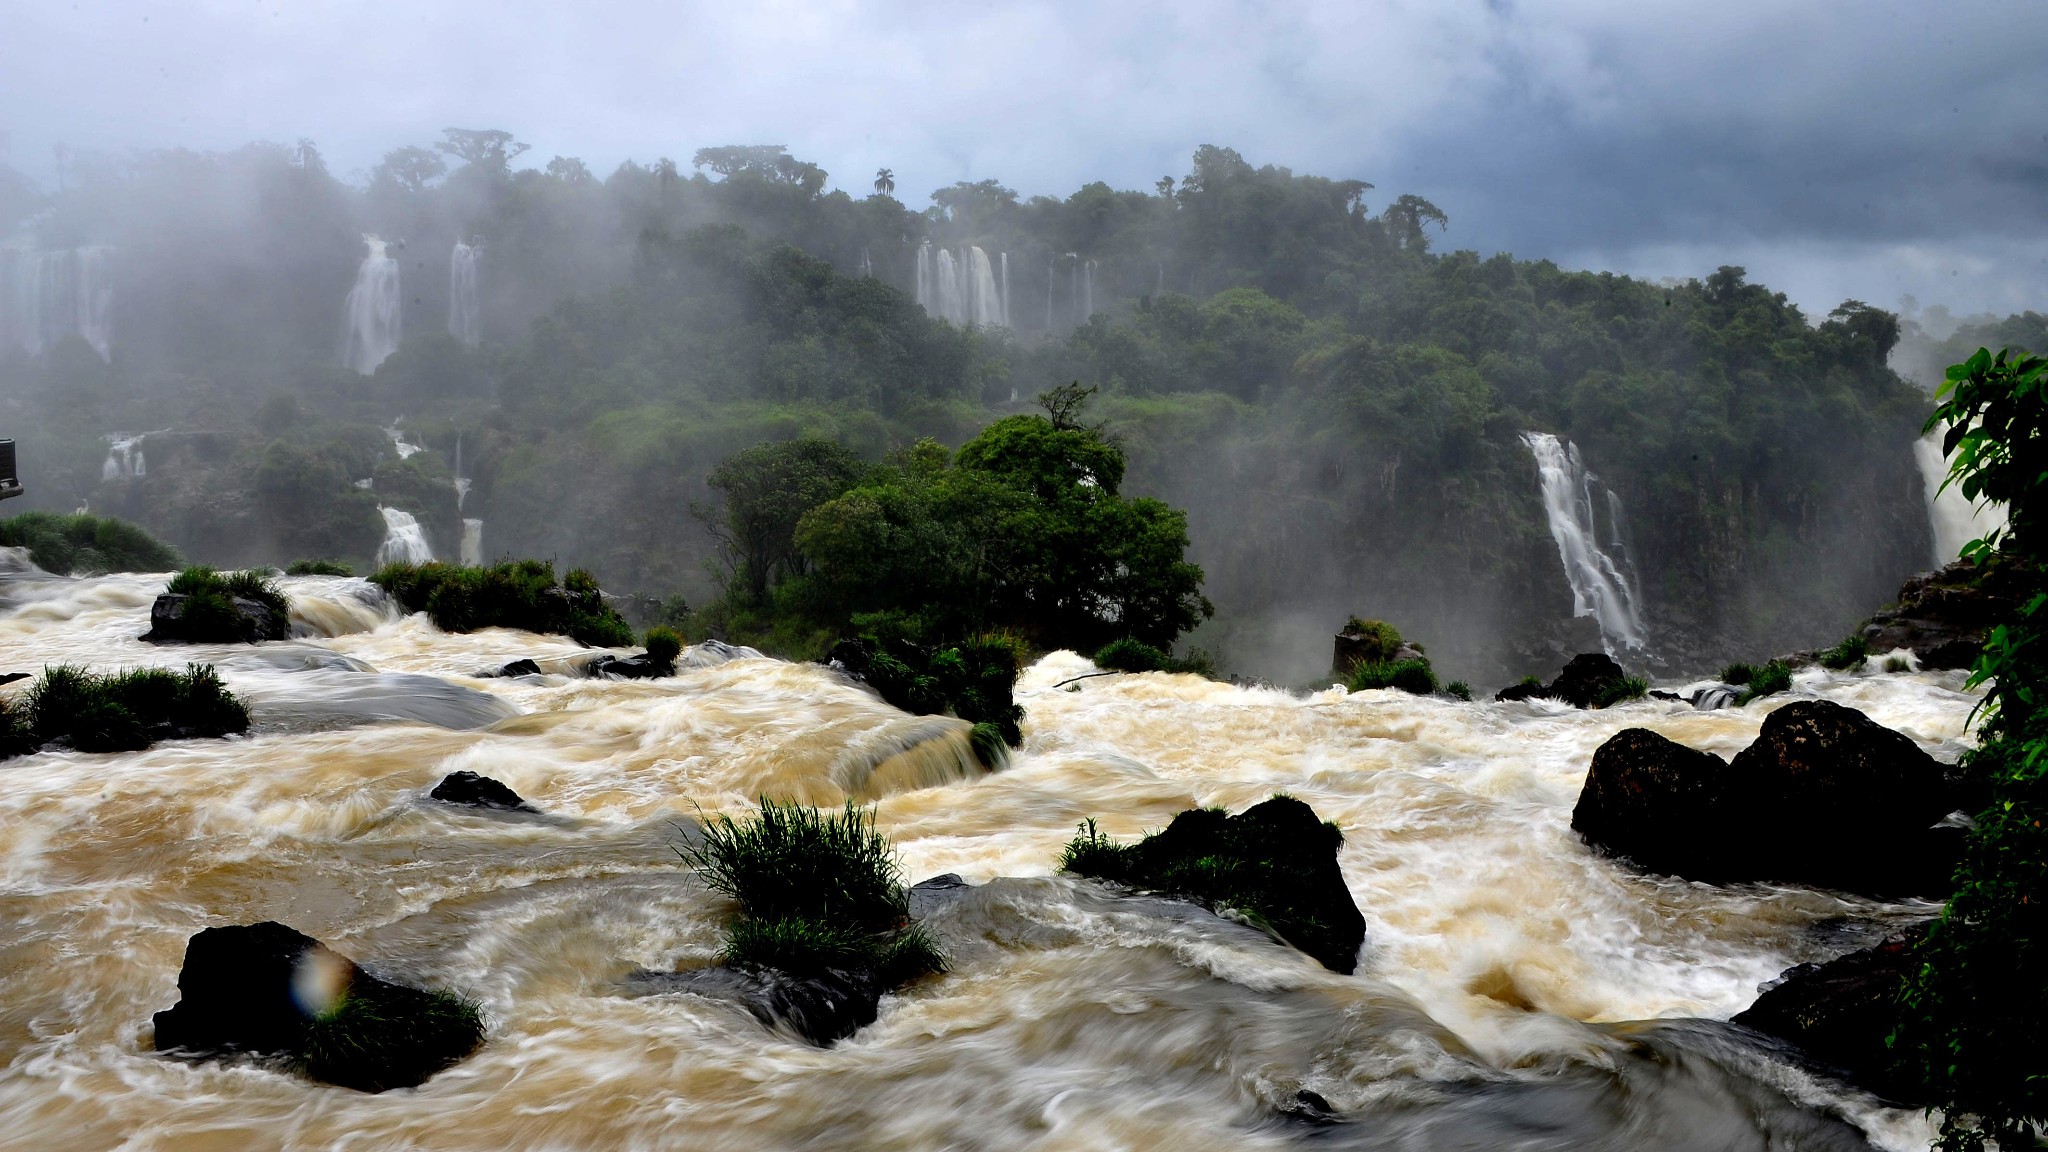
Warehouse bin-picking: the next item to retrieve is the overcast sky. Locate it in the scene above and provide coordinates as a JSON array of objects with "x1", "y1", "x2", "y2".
[{"x1": 3, "y1": 0, "x2": 2044, "y2": 318}]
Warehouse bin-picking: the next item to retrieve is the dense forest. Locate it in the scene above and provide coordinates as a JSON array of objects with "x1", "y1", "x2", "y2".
[{"x1": 0, "y1": 134, "x2": 1947, "y2": 683}]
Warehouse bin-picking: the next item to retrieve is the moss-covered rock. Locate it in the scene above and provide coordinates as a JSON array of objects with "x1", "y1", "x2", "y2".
[
  {"x1": 370, "y1": 560, "x2": 634, "y2": 647},
  {"x1": 825, "y1": 635, "x2": 1024, "y2": 747},
  {"x1": 144, "y1": 567, "x2": 290, "y2": 644},
  {"x1": 6, "y1": 663, "x2": 248, "y2": 758},
  {"x1": 1060, "y1": 796, "x2": 1367, "y2": 973}
]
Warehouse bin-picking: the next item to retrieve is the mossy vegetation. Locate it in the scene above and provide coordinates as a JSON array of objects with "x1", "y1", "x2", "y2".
[
  {"x1": 1721, "y1": 662, "x2": 1758, "y2": 685},
  {"x1": 370, "y1": 560, "x2": 636, "y2": 647},
  {"x1": 683, "y1": 799, "x2": 944, "y2": 987},
  {"x1": 1591, "y1": 675, "x2": 1650, "y2": 708},
  {"x1": 1092, "y1": 637, "x2": 1217, "y2": 677},
  {"x1": 1445, "y1": 680, "x2": 1473, "y2": 701},
  {"x1": 643, "y1": 626, "x2": 684, "y2": 669},
  {"x1": 1818, "y1": 634, "x2": 1871, "y2": 670},
  {"x1": 153, "y1": 566, "x2": 292, "y2": 643},
  {"x1": 1345, "y1": 657, "x2": 1438, "y2": 695},
  {"x1": 0, "y1": 511, "x2": 181, "y2": 575},
  {"x1": 1059, "y1": 796, "x2": 1368, "y2": 973},
  {"x1": 1885, "y1": 655, "x2": 1911, "y2": 673},
  {"x1": 4, "y1": 663, "x2": 249, "y2": 756},
  {"x1": 1337, "y1": 617, "x2": 1406, "y2": 665},
  {"x1": 1735, "y1": 660, "x2": 1794, "y2": 706},
  {"x1": 827, "y1": 635, "x2": 1025, "y2": 747},
  {"x1": 285, "y1": 559, "x2": 354, "y2": 576},
  {"x1": 294, "y1": 982, "x2": 486, "y2": 1094}
]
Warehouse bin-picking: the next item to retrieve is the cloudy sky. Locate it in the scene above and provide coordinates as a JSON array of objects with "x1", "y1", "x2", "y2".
[{"x1": 3, "y1": 0, "x2": 2044, "y2": 318}]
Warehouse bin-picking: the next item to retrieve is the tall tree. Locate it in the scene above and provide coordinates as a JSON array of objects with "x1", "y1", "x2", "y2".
[{"x1": 873, "y1": 168, "x2": 895, "y2": 195}]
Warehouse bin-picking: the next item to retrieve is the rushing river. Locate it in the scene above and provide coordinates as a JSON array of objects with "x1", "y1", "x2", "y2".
[{"x1": 0, "y1": 564, "x2": 1979, "y2": 1151}]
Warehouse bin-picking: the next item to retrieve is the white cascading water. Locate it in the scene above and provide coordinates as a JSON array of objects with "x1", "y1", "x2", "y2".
[
  {"x1": 0, "y1": 563, "x2": 1969, "y2": 1151},
  {"x1": 999, "y1": 252, "x2": 1010, "y2": 328},
  {"x1": 1, "y1": 245, "x2": 114, "y2": 360},
  {"x1": 374, "y1": 506, "x2": 433, "y2": 566},
  {"x1": 913, "y1": 242, "x2": 1007, "y2": 328},
  {"x1": 384, "y1": 421, "x2": 423, "y2": 460},
  {"x1": 448, "y1": 241, "x2": 481, "y2": 347},
  {"x1": 1524, "y1": 431, "x2": 1648, "y2": 651},
  {"x1": 342, "y1": 235, "x2": 401, "y2": 375},
  {"x1": 459, "y1": 518, "x2": 483, "y2": 566},
  {"x1": 100, "y1": 433, "x2": 149, "y2": 481},
  {"x1": 1915, "y1": 428, "x2": 2007, "y2": 565}
]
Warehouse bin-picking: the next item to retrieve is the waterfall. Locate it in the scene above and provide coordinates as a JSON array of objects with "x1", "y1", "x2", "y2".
[
  {"x1": 1915, "y1": 428, "x2": 2007, "y2": 564},
  {"x1": 384, "y1": 422, "x2": 422, "y2": 460},
  {"x1": 448, "y1": 242, "x2": 480, "y2": 347},
  {"x1": 100, "y1": 432, "x2": 154, "y2": 481},
  {"x1": 1523, "y1": 431, "x2": 1647, "y2": 651},
  {"x1": 460, "y1": 519, "x2": 483, "y2": 566},
  {"x1": 915, "y1": 242, "x2": 932, "y2": 312},
  {"x1": 1046, "y1": 260, "x2": 1055, "y2": 330},
  {"x1": 342, "y1": 235, "x2": 401, "y2": 375},
  {"x1": 965, "y1": 247, "x2": 1003, "y2": 327},
  {"x1": 374, "y1": 506, "x2": 434, "y2": 567},
  {"x1": 452, "y1": 433, "x2": 470, "y2": 512},
  {"x1": 934, "y1": 249, "x2": 961, "y2": 324},
  {"x1": 1083, "y1": 259, "x2": 1097, "y2": 320},
  {"x1": 2, "y1": 246, "x2": 114, "y2": 360},
  {"x1": 999, "y1": 252, "x2": 1010, "y2": 328},
  {"x1": 912, "y1": 242, "x2": 1006, "y2": 328},
  {"x1": 859, "y1": 247, "x2": 873, "y2": 279}
]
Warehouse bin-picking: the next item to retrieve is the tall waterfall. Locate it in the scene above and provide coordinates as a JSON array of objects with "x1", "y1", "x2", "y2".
[
  {"x1": 1523, "y1": 431, "x2": 1647, "y2": 651},
  {"x1": 374, "y1": 506, "x2": 434, "y2": 567},
  {"x1": 1915, "y1": 428, "x2": 2007, "y2": 564},
  {"x1": 2, "y1": 246, "x2": 114, "y2": 360},
  {"x1": 913, "y1": 242, "x2": 1007, "y2": 328},
  {"x1": 448, "y1": 242, "x2": 480, "y2": 347},
  {"x1": 460, "y1": 518, "x2": 484, "y2": 567},
  {"x1": 100, "y1": 433, "x2": 148, "y2": 481},
  {"x1": 342, "y1": 236, "x2": 401, "y2": 375},
  {"x1": 999, "y1": 252, "x2": 1010, "y2": 328}
]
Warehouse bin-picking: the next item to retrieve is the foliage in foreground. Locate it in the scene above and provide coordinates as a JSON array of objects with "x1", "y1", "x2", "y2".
[
  {"x1": 4, "y1": 663, "x2": 249, "y2": 756},
  {"x1": 370, "y1": 559, "x2": 635, "y2": 647},
  {"x1": 682, "y1": 799, "x2": 944, "y2": 987},
  {"x1": 0, "y1": 511, "x2": 182, "y2": 575},
  {"x1": 1893, "y1": 346, "x2": 2048, "y2": 1150}
]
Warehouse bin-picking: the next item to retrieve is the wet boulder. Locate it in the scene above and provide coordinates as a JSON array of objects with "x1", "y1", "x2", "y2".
[
  {"x1": 1862, "y1": 559, "x2": 2030, "y2": 671},
  {"x1": 481, "y1": 658, "x2": 541, "y2": 678},
  {"x1": 429, "y1": 770, "x2": 537, "y2": 813},
  {"x1": 153, "y1": 921, "x2": 484, "y2": 1092},
  {"x1": 584, "y1": 652, "x2": 673, "y2": 679},
  {"x1": 1733, "y1": 924, "x2": 1931, "y2": 1104},
  {"x1": 1495, "y1": 653, "x2": 1633, "y2": 708},
  {"x1": 620, "y1": 964, "x2": 882, "y2": 1046},
  {"x1": 145, "y1": 592, "x2": 289, "y2": 644},
  {"x1": 1571, "y1": 729, "x2": 1732, "y2": 878}
]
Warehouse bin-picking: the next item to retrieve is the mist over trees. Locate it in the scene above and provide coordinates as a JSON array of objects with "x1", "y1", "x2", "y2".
[{"x1": 0, "y1": 133, "x2": 1948, "y2": 682}]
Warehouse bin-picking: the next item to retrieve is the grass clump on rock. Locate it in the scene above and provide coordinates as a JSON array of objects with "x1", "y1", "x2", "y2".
[
  {"x1": 1818, "y1": 634, "x2": 1871, "y2": 671},
  {"x1": 680, "y1": 799, "x2": 944, "y2": 1032},
  {"x1": 285, "y1": 559, "x2": 353, "y2": 577},
  {"x1": 295, "y1": 982, "x2": 486, "y2": 1093},
  {"x1": 370, "y1": 559, "x2": 635, "y2": 647},
  {"x1": 0, "y1": 510, "x2": 181, "y2": 575},
  {"x1": 148, "y1": 566, "x2": 291, "y2": 643},
  {"x1": 826, "y1": 635, "x2": 1025, "y2": 748},
  {"x1": 1736, "y1": 660, "x2": 1793, "y2": 706},
  {"x1": 12, "y1": 663, "x2": 248, "y2": 755},
  {"x1": 1058, "y1": 796, "x2": 1368, "y2": 973},
  {"x1": 1092, "y1": 637, "x2": 1217, "y2": 677},
  {"x1": 1591, "y1": 675, "x2": 1649, "y2": 708},
  {"x1": 1346, "y1": 658, "x2": 1438, "y2": 696}
]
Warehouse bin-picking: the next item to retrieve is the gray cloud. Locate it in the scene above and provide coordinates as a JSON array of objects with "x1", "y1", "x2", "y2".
[{"x1": 2, "y1": 0, "x2": 2043, "y2": 314}]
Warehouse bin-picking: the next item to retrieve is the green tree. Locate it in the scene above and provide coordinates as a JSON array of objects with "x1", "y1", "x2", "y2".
[
  {"x1": 437, "y1": 128, "x2": 529, "y2": 170},
  {"x1": 703, "y1": 438, "x2": 866, "y2": 605},
  {"x1": 873, "y1": 168, "x2": 895, "y2": 195}
]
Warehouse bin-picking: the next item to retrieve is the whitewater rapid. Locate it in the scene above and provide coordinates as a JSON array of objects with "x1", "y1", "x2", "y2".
[{"x1": 0, "y1": 568, "x2": 1977, "y2": 1150}]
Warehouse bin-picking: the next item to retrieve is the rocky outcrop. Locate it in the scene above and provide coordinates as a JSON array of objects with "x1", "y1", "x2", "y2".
[
  {"x1": 152, "y1": 921, "x2": 484, "y2": 1092},
  {"x1": 1861, "y1": 559, "x2": 2030, "y2": 671},
  {"x1": 1573, "y1": 701, "x2": 1969, "y2": 895},
  {"x1": 429, "y1": 770, "x2": 537, "y2": 813},
  {"x1": 584, "y1": 651, "x2": 673, "y2": 679},
  {"x1": 620, "y1": 964, "x2": 882, "y2": 1046},
  {"x1": 1733, "y1": 924, "x2": 1931, "y2": 1104},
  {"x1": 1496, "y1": 652, "x2": 1633, "y2": 708},
  {"x1": 481, "y1": 658, "x2": 541, "y2": 678},
  {"x1": 143, "y1": 592, "x2": 288, "y2": 644}
]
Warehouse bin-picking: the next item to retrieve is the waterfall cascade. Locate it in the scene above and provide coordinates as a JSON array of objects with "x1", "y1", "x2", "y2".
[
  {"x1": 384, "y1": 422, "x2": 423, "y2": 460},
  {"x1": 913, "y1": 242, "x2": 1007, "y2": 328},
  {"x1": 100, "y1": 433, "x2": 149, "y2": 481},
  {"x1": 999, "y1": 252, "x2": 1010, "y2": 328},
  {"x1": 342, "y1": 236, "x2": 401, "y2": 375},
  {"x1": 2, "y1": 245, "x2": 114, "y2": 360},
  {"x1": 1915, "y1": 428, "x2": 2008, "y2": 564},
  {"x1": 448, "y1": 242, "x2": 480, "y2": 347},
  {"x1": 460, "y1": 518, "x2": 484, "y2": 566},
  {"x1": 374, "y1": 506, "x2": 433, "y2": 567},
  {"x1": 1523, "y1": 431, "x2": 1647, "y2": 651}
]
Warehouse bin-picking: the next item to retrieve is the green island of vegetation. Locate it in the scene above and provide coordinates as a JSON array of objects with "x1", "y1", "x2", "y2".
[
  {"x1": 0, "y1": 663, "x2": 249, "y2": 757},
  {"x1": 370, "y1": 559, "x2": 636, "y2": 647}
]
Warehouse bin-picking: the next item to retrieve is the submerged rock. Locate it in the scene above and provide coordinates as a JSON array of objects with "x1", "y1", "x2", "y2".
[
  {"x1": 907, "y1": 873, "x2": 974, "y2": 919},
  {"x1": 481, "y1": 657, "x2": 541, "y2": 678},
  {"x1": 152, "y1": 921, "x2": 483, "y2": 1092},
  {"x1": 584, "y1": 651, "x2": 673, "y2": 680},
  {"x1": 429, "y1": 770, "x2": 536, "y2": 812},
  {"x1": 621, "y1": 964, "x2": 881, "y2": 1046},
  {"x1": 1574, "y1": 701, "x2": 1968, "y2": 895},
  {"x1": 1733, "y1": 924, "x2": 1931, "y2": 1104},
  {"x1": 144, "y1": 592, "x2": 289, "y2": 644}
]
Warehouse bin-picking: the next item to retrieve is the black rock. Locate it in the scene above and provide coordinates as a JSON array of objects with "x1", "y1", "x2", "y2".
[
  {"x1": 1733, "y1": 924, "x2": 1932, "y2": 1104},
  {"x1": 1494, "y1": 652, "x2": 1631, "y2": 708},
  {"x1": 0, "y1": 672, "x2": 27, "y2": 686},
  {"x1": 908, "y1": 873, "x2": 974, "y2": 920},
  {"x1": 1862, "y1": 560, "x2": 2030, "y2": 671},
  {"x1": 585, "y1": 652, "x2": 672, "y2": 680},
  {"x1": 144, "y1": 592, "x2": 289, "y2": 644},
  {"x1": 429, "y1": 770, "x2": 537, "y2": 813},
  {"x1": 1571, "y1": 729, "x2": 1732, "y2": 879},
  {"x1": 482, "y1": 658, "x2": 541, "y2": 678},
  {"x1": 153, "y1": 922, "x2": 330, "y2": 1056},
  {"x1": 621, "y1": 964, "x2": 882, "y2": 1046}
]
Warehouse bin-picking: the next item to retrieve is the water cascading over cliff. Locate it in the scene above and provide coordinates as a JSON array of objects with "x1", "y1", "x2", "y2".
[
  {"x1": 342, "y1": 236, "x2": 401, "y2": 375},
  {"x1": 1915, "y1": 428, "x2": 2007, "y2": 565},
  {"x1": 100, "y1": 433, "x2": 147, "y2": 481},
  {"x1": 448, "y1": 241, "x2": 480, "y2": 347},
  {"x1": 374, "y1": 506, "x2": 433, "y2": 566},
  {"x1": 2, "y1": 245, "x2": 114, "y2": 360},
  {"x1": 1523, "y1": 431, "x2": 1648, "y2": 652},
  {"x1": 914, "y1": 242, "x2": 1006, "y2": 328}
]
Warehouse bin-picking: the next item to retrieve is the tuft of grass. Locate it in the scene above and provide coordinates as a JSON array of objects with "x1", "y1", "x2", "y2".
[
  {"x1": 1885, "y1": 655, "x2": 1911, "y2": 673},
  {"x1": 294, "y1": 982, "x2": 485, "y2": 1093},
  {"x1": 0, "y1": 511, "x2": 181, "y2": 575},
  {"x1": 286, "y1": 559, "x2": 353, "y2": 577},
  {"x1": 644, "y1": 626, "x2": 684, "y2": 670},
  {"x1": 684, "y1": 800, "x2": 908, "y2": 934},
  {"x1": 370, "y1": 560, "x2": 635, "y2": 647},
  {"x1": 1591, "y1": 675, "x2": 1649, "y2": 708},
  {"x1": 1720, "y1": 662, "x2": 1757, "y2": 685},
  {"x1": 1346, "y1": 657, "x2": 1437, "y2": 695},
  {"x1": 1736, "y1": 660, "x2": 1793, "y2": 706},
  {"x1": 1338, "y1": 617, "x2": 1404, "y2": 665},
  {"x1": 1094, "y1": 637, "x2": 1169, "y2": 673},
  {"x1": 157, "y1": 566, "x2": 290, "y2": 643},
  {"x1": 1058, "y1": 817, "x2": 1139, "y2": 879},
  {"x1": 13, "y1": 663, "x2": 248, "y2": 756},
  {"x1": 1445, "y1": 680, "x2": 1473, "y2": 701},
  {"x1": 1818, "y1": 634, "x2": 1871, "y2": 671}
]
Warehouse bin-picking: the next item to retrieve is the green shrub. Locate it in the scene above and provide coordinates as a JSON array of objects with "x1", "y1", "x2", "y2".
[
  {"x1": 829, "y1": 635, "x2": 1025, "y2": 747},
  {"x1": 0, "y1": 511, "x2": 181, "y2": 575},
  {"x1": 644, "y1": 626, "x2": 684, "y2": 669},
  {"x1": 1591, "y1": 675, "x2": 1648, "y2": 708},
  {"x1": 286, "y1": 559, "x2": 354, "y2": 576},
  {"x1": 1884, "y1": 655, "x2": 1911, "y2": 673},
  {"x1": 155, "y1": 566, "x2": 291, "y2": 643},
  {"x1": 1094, "y1": 637, "x2": 1169, "y2": 672},
  {"x1": 1445, "y1": 680, "x2": 1473, "y2": 701},
  {"x1": 1720, "y1": 662, "x2": 1757, "y2": 685},
  {"x1": 295, "y1": 982, "x2": 485, "y2": 1094},
  {"x1": 369, "y1": 560, "x2": 636, "y2": 647},
  {"x1": 1346, "y1": 657, "x2": 1437, "y2": 695},
  {"x1": 1058, "y1": 817, "x2": 1139, "y2": 877},
  {"x1": 12, "y1": 663, "x2": 248, "y2": 756},
  {"x1": 1735, "y1": 660, "x2": 1793, "y2": 706},
  {"x1": 1818, "y1": 634, "x2": 1870, "y2": 671},
  {"x1": 1338, "y1": 617, "x2": 1404, "y2": 665}
]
